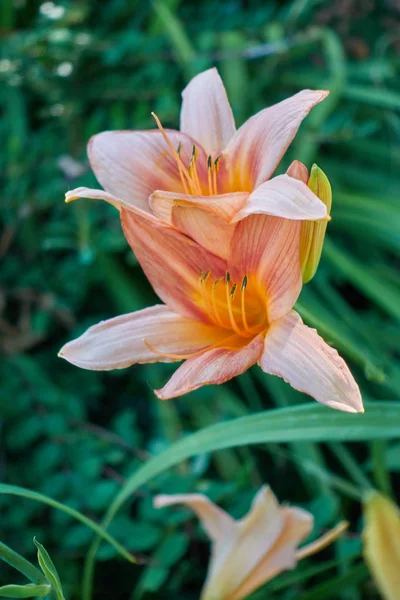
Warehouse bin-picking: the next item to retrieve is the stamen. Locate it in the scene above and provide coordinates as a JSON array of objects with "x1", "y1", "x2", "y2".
[
  {"x1": 207, "y1": 155, "x2": 213, "y2": 196},
  {"x1": 203, "y1": 270, "x2": 210, "y2": 282},
  {"x1": 296, "y1": 521, "x2": 349, "y2": 561},
  {"x1": 151, "y1": 112, "x2": 192, "y2": 194},
  {"x1": 189, "y1": 145, "x2": 202, "y2": 194},
  {"x1": 213, "y1": 155, "x2": 221, "y2": 195},
  {"x1": 225, "y1": 275, "x2": 242, "y2": 336},
  {"x1": 211, "y1": 279, "x2": 225, "y2": 327},
  {"x1": 241, "y1": 275, "x2": 252, "y2": 333}
]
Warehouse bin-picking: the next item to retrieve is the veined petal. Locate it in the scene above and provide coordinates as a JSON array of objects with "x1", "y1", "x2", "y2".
[
  {"x1": 203, "y1": 487, "x2": 285, "y2": 600},
  {"x1": 150, "y1": 190, "x2": 249, "y2": 224},
  {"x1": 154, "y1": 494, "x2": 235, "y2": 542},
  {"x1": 229, "y1": 216, "x2": 302, "y2": 322},
  {"x1": 58, "y1": 305, "x2": 227, "y2": 370},
  {"x1": 121, "y1": 209, "x2": 226, "y2": 322},
  {"x1": 225, "y1": 90, "x2": 329, "y2": 189},
  {"x1": 259, "y1": 311, "x2": 364, "y2": 413},
  {"x1": 232, "y1": 174, "x2": 328, "y2": 222},
  {"x1": 88, "y1": 130, "x2": 208, "y2": 213},
  {"x1": 180, "y1": 68, "x2": 236, "y2": 156},
  {"x1": 155, "y1": 334, "x2": 264, "y2": 400},
  {"x1": 172, "y1": 205, "x2": 235, "y2": 260},
  {"x1": 231, "y1": 507, "x2": 313, "y2": 600}
]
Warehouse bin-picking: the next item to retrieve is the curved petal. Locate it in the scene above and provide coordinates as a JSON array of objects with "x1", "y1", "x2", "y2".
[
  {"x1": 225, "y1": 90, "x2": 329, "y2": 189},
  {"x1": 259, "y1": 311, "x2": 364, "y2": 413},
  {"x1": 65, "y1": 186, "x2": 154, "y2": 217},
  {"x1": 150, "y1": 190, "x2": 248, "y2": 224},
  {"x1": 180, "y1": 68, "x2": 236, "y2": 156},
  {"x1": 154, "y1": 494, "x2": 235, "y2": 542},
  {"x1": 231, "y1": 507, "x2": 313, "y2": 600},
  {"x1": 121, "y1": 209, "x2": 226, "y2": 322},
  {"x1": 58, "y1": 305, "x2": 227, "y2": 370},
  {"x1": 155, "y1": 334, "x2": 264, "y2": 400},
  {"x1": 172, "y1": 205, "x2": 235, "y2": 260},
  {"x1": 229, "y1": 216, "x2": 302, "y2": 322},
  {"x1": 232, "y1": 174, "x2": 328, "y2": 222},
  {"x1": 88, "y1": 129, "x2": 208, "y2": 213}
]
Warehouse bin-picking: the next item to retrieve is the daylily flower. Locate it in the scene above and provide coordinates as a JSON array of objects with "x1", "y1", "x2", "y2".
[
  {"x1": 363, "y1": 491, "x2": 400, "y2": 600},
  {"x1": 59, "y1": 67, "x2": 363, "y2": 413},
  {"x1": 155, "y1": 486, "x2": 348, "y2": 600}
]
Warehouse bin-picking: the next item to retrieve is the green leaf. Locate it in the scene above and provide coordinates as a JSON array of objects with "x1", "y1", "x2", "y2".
[
  {"x1": 34, "y1": 539, "x2": 64, "y2": 600},
  {"x1": 0, "y1": 583, "x2": 51, "y2": 598},
  {"x1": 83, "y1": 401, "x2": 400, "y2": 600}
]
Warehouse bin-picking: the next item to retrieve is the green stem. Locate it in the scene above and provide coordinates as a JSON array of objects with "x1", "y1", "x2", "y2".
[
  {"x1": 371, "y1": 440, "x2": 393, "y2": 497},
  {"x1": 328, "y1": 442, "x2": 372, "y2": 491}
]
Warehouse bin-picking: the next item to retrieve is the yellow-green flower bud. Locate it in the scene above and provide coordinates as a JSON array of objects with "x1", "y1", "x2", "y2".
[
  {"x1": 363, "y1": 491, "x2": 400, "y2": 600},
  {"x1": 300, "y1": 164, "x2": 332, "y2": 284}
]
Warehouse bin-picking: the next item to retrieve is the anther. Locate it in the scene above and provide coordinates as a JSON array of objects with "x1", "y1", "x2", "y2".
[
  {"x1": 241, "y1": 275, "x2": 248, "y2": 290},
  {"x1": 230, "y1": 283, "x2": 237, "y2": 298},
  {"x1": 225, "y1": 271, "x2": 231, "y2": 284},
  {"x1": 203, "y1": 270, "x2": 210, "y2": 282}
]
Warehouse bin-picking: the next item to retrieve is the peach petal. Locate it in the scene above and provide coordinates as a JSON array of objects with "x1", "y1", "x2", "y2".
[
  {"x1": 121, "y1": 208, "x2": 226, "y2": 322},
  {"x1": 88, "y1": 129, "x2": 208, "y2": 212},
  {"x1": 155, "y1": 334, "x2": 264, "y2": 399},
  {"x1": 58, "y1": 305, "x2": 227, "y2": 370},
  {"x1": 259, "y1": 311, "x2": 364, "y2": 413},
  {"x1": 149, "y1": 190, "x2": 249, "y2": 224},
  {"x1": 229, "y1": 215, "x2": 302, "y2": 322},
  {"x1": 225, "y1": 89, "x2": 329, "y2": 189},
  {"x1": 172, "y1": 205, "x2": 234, "y2": 260},
  {"x1": 232, "y1": 174, "x2": 327, "y2": 222},
  {"x1": 180, "y1": 67, "x2": 236, "y2": 155}
]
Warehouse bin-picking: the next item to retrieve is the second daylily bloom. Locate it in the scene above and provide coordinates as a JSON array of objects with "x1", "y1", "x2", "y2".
[
  {"x1": 59, "y1": 67, "x2": 362, "y2": 413},
  {"x1": 155, "y1": 486, "x2": 348, "y2": 600}
]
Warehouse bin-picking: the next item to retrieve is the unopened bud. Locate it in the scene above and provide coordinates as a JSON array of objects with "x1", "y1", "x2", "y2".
[
  {"x1": 286, "y1": 160, "x2": 309, "y2": 184},
  {"x1": 300, "y1": 164, "x2": 332, "y2": 284}
]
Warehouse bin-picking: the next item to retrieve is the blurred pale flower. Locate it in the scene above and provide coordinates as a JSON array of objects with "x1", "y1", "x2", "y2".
[
  {"x1": 155, "y1": 486, "x2": 348, "y2": 600},
  {"x1": 363, "y1": 491, "x2": 400, "y2": 600},
  {"x1": 59, "y1": 68, "x2": 362, "y2": 412}
]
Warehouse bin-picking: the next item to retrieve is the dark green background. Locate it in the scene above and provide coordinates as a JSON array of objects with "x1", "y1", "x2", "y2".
[{"x1": 1, "y1": 0, "x2": 400, "y2": 598}]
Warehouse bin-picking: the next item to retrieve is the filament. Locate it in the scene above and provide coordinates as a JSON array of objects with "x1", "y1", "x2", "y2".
[
  {"x1": 207, "y1": 156, "x2": 213, "y2": 195},
  {"x1": 225, "y1": 273, "x2": 242, "y2": 336},
  {"x1": 296, "y1": 521, "x2": 349, "y2": 561},
  {"x1": 241, "y1": 275, "x2": 251, "y2": 333},
  {"x1": 213, "y1": 156, "x2": 221, "y2": 195},
  {"x1": 189, "y1": 145, "x2": 202, "y2": 195},
  {"x1": 211, "y1": 279, "x2": 225, "y2": 327},
  {"x1": 151, "y1": 112, "x2": 193, "y2": 194}
]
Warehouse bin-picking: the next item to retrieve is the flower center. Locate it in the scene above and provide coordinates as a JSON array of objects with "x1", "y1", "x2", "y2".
[
  {"x1": 152, "y1": 112, "x2": 221, "y2": 196},
  {"x1": 198, "y1": 270, "x2": 268, "y2": 338}
]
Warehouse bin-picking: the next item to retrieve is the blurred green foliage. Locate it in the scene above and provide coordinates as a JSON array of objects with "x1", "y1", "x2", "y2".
[{"x1": 1, "y1": 0, "x2": 400, "y2": 598}]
